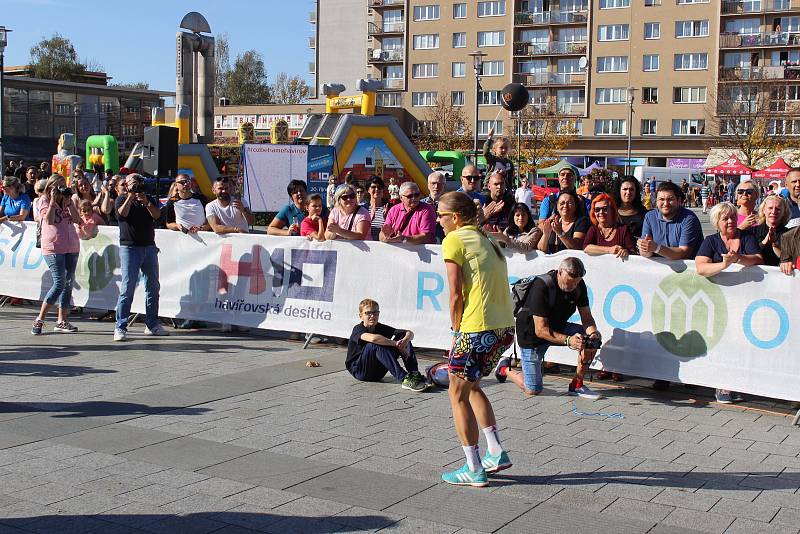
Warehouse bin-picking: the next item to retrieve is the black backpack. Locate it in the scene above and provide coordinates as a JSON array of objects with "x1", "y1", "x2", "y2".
[{"x1": 512, "y1": 270, "x2": 583, "y2": 349}]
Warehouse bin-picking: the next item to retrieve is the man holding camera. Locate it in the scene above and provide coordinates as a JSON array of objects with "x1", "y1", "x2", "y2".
[
  {"x1": 502, "y1": 257, "x2": 603, "y2": 400},
  {"x1": 113, "y1": 173, "x2": 168, "y2": 341}
]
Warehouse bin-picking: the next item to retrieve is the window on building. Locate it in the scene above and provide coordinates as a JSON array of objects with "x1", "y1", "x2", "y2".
[
  {"x1": 453, "y1": 3, "x2": 467, "y2": 18},
  {"x1": 559, "y1": 27, "x2": 588, "y2": 42},
  {"x1": 477, "y1": 0, "x2": 506, "y2": 16},
  {"x1": 771, "y1": 85, "x2": 800, "y2": 111},
  {"x1": 452, "y1": 62, "x2": 466, "y2": 77},
  {"x1": 672, "y1": 119, "x2": 705, "y2": 135},
  {"x1": 598, "y1": 24, "x2": 629, "y2": 41},
  {"x1": 677, "y1": 0, "x2": 709, "y2": 4},
  {"x1": 599, "y1": 0, "x2": 630, "y2": 7},
  {"x1": 478, "y1": 120, "x2": 503, "y2": 135},
  {"x1": 597, "y1": 56, "x2": 629, "y2": 72},
  {"x1": 482, "y1": 60, "x2": 505, "y2": 76},
  {"x1": 645, "y1": 0, "x2": 661, "y2": 5},
  {"x1": 413, "y1": 120, "x2": 436, "y2": 135},
  {"x1": 561, "y1": 0, "x2": 588, "y2": 12},
  {"x1": 453, "y1": 32, "x2": 466, "y2": 48},
  {"x1": 768, "y1": 119, "x2": 800, "y2": 135},
  {"x1": 413, "y1": 5, "x2": 440, "y2": 21},
  {"x1": 595, "y1": 119, "x2": 626, "y2": 135},
  {"x1": 479, "y1": 90, "x2": 502, "y2": 105},
  {"x1": 451, "y1": 91, "x2": 465, "y2": 106},
  {"x1": 412, "y1": 63, "x2": 439, "y2": 78},
  {"x1": 643, "y1": 54, "x2": 660, "y2": 71},
  {"x1": 673, "y1": 86, "x2": 707, "y2": 103},
  {"x1": 674, "y1": 53, "x2": 708, "y2": 70},
  {"x1": 413, "y1": 34, "x2": 440, "y2": 49},
  {"x1": 642, "y1": 119, "x2": 657, "y2": 135},
  {"x1": 412, "y1": 91, "x2": 438, "y2": 106},
  {"x1": 644, "y1": 22, "x2": 660, "y2": 39},
  {"x1": 643, "y1": 87, "x2": 659, "y2": 103},
  {"x1": 377, "y1": 92, "x2": 403, "y2": 107},
  {"x1": 477, "y1": 31, "x2": 505, "y2": 46},
  {"x1": 596, "y1": 87, "x2": 628, "y2": 104},
  {"x1": 676, "y1": 20, "x2": 709, "y2": 38}
]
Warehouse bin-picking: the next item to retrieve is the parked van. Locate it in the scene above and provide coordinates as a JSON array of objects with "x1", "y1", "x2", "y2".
[{"x1": 633, "y1": 166, "x2": 705, "y2": 188}]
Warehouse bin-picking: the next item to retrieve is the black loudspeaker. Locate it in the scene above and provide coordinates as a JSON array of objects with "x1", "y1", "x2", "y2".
[
  {"x1": 141, "y1": 125, "x2": 179, "y2": 177},
  {"x1": 500, "y1": 83, "x2": 530, "y2": 112}
]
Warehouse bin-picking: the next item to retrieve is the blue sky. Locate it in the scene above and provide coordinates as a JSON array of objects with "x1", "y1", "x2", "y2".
[{"x1": 1, "y1": 0, "x2": 315, "y2": 93}]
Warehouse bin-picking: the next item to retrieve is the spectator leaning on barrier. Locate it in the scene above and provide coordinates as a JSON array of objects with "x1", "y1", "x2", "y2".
[
  {"x1": 583, "y1": 193, "x2": 635, "y2": 261},
  {"x1": 514, "y1": 175, "x2": 533, "y2": 210},
  {"x1": 615, "y1": 175, "x2": 648, "y2": 241},
  {"x1": 505, "y1": 257, "x2": 603, "y2": 400},
  {"x1": 163, "y1": 173, "x2": 210, "y2": 234},
  {"x1": 345, "y1": 298, "x2": 428, "y2": 391},
  {"x1": 300, "y1": 193, "x2": 326, "y2": 241},
  {"x1": 31, "y1": 174, "x2": 81, "y2": 335},
  {"x1": 113, "y1": 173, "x2": 168, "y2": 341},
  {"x1": 326, "y1": 184, "x2": 372, "y2": 240},
  {"x1": 267, "y1": 179, "x2": 306, "y2": 236},
  {"x1": 76, "y1": 200, "x2": 104, "y2": 240},
  {"x1": 0, "y1": 176, "x2": 32, "y2": 223},
  {"x1": 779, "y1": 222, "x2": 800, "y2": 275},
  {"x1": 537, "y1": 189, "x2": 589, "y2": 254},
  {"x1": 456, "y1": 165, "x2": 486, "y2": 206},
  {"x1": 482, "y1": 172, "x2": 515, "y2": 232},
  {"x1": 489, "y1": 202, "x2": 541, "y2": 253},
  {"x1": 366, "y1": 176, "x2": 388, "y2": 241},
  {"x1": 735, "y1": 179, "x2": 759, "y2": 231},
  {"x1": 421, "y1": 171, "x2": 446, "y2": 243},
  {"x1": 206, "y1": 178, "x2": 253, "y2": 235},
  {"x1": 782, "y1": 168, "x2": 800, "y2": 225},
  {"x1": 380, "y1": 181, "x2": 436, "y2": 245},
  {"x1": 753, "y1": 194, "x2": 790, "y2": 267},
  {"x1": 695, "y1": 202, "x2": 763, "y2": 404}
]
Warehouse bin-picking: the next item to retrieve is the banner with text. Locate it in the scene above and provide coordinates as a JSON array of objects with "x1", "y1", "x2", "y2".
[{"x1": 1, "y1": 222, "x2": 798, "y2": 401}]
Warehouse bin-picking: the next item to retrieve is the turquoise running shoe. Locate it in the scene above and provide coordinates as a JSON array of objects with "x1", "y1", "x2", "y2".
[
  {"x1": 481, "y1": 450, "x2": 512, "y2": 473},
  {"x1": 441, "y1": 464, "x2": 488, "y2": 487}
]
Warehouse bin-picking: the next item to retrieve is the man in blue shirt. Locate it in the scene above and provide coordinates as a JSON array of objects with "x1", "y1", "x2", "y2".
[
  {"x1": 781, "y1": 168, "x2": 800, "y2": 226},
  {"x1": 456, "y1": 165, "x2": 486, "y2": 206},
  {"x1": 637, "y1": 181, "x2": 703, "y2": 260}
]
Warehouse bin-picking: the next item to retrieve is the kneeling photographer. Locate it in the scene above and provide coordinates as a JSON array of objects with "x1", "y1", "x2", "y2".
[{"x1": 505, "y1": 257, "x2": 604, "y2": 400}]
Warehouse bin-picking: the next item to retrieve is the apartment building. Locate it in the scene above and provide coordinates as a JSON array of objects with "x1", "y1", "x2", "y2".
[{"x1": 310, "y1": 0, "x2": 800, "y2": 168}]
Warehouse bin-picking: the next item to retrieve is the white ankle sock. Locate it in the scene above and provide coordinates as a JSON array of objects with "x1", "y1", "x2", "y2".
[
  {"x1": 482, "y1": 425, "x2": 503, "y2": 456},
  {"x1": 462, "y1": 444, "x2": 481, "y2": 471}
]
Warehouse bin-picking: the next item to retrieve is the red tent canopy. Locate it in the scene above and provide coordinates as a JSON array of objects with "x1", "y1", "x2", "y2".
[
  {"x1": 753, "y1": 157, "x2": 791, "y2": 179},
  {"x1": 706, "y1": 155, "x2": 753, "y2": 175}
]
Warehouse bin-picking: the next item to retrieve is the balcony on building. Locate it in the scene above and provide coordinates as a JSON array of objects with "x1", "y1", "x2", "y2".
[
  {"x1": 718, "y1": 64, "x2": 800, "y2": 81},
  {"x1": 308, "y1": 62, "x2": 316, "y2": 75},
  {"x1": 513, "y1": 71, "x2": 586, "y2": 86},
  {"x1": 514, "y1": 10, "x2": 588, "y2": 27},
  {"x1": 308, "y1": 36, "x2": 316, "y2": 49},
  {"x1": 368, "y1": 21, "x2": 405, "y2": 36},
  {"x1": 367, "y1": 48, "x2": 404, "y2": 63},
  {"x1": 309, "y1": 10, "x2": 316, "y2": 23},
  {"x1": 721, "y1": 0, "x2": 797, "y2": 15},
  {"x1": 373, "y1": 77, "x2": 405, "y2": 90},
  {"x1": 513, "y1": 41, "x2": 588, "y2": 57},
  {"x1": 527, "y1": 101, "x2": 586, "y2": 116},
  {"x1": 720, "y1": 31, "x2": 800, "y2": 49},
  {"x1": 369, "y1": 0, "x2": 405, "y2": 9}
]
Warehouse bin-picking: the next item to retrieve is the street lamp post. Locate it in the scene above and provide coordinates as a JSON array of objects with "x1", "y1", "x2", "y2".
[
  {"x1": 0, "y1": 27, "x2": 12, "y2": 170},
  {"x1": 626, "y1": 86, "x2": 636, "y2": 176},
  {"x1": 468, "y1": 50, "x2": 487, "y2": 164}
]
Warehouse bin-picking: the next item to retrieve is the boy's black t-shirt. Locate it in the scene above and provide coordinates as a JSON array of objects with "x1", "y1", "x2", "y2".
[
  {"x1": 346, "y1": 322, "x2": 406, "y2": 370},
  {"x1": 517, "y1": 273, "x2": 589, "y2": 348}
]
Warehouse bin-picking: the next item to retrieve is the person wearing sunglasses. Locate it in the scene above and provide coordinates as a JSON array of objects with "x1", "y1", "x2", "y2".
[
  {"x1": 325, "y1": 184, "x2": 371, "y2": 240},
  {"x1": 583, "y1": 193, "x2": 634, "y2": 262},
  {"x1": 379, "y1": 182, "x2": 436, "y2": 245},
  {"x1": 456, "y1": 165, "x2": 486, "y2": 206},
  {"x1": 163, "y1": 173, "x2": 210, "y2": 234},
  {"x1": 734, "y1": 180, "x2": 758, "y2": 231}
]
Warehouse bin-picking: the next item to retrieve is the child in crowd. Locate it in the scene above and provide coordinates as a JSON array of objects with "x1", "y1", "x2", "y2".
[
  {"x1": 300, "y1": 193, "x2": 326, "y2": 241},
  {"x1": 76, "y1": 200, "x2": 104, "y2": 240},
  {"x1": 346, "y1": 298, "x2": 428, "y2": 392},
  {"x1": 483, "y1": 128, "x2": 515, "y2": 189},
  {"x1": 387, "y1": 177, "x2": 400, "y2": 205}
]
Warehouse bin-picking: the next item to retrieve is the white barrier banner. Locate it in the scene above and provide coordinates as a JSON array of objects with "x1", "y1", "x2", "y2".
[{"x1": 1, "y1": 222, "x2": 798, "y2": 401}]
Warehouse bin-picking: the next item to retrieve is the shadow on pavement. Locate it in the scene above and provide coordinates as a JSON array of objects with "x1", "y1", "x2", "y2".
[
  {"x1": 0, "y1": 510, "x2": 398, "y2": 533},
  {"x1": 0, "y1": 361, "x2": 115, "y2": 378},
  {"x1": 0, "y1": 401, "x2": 209, "y2": 418}
]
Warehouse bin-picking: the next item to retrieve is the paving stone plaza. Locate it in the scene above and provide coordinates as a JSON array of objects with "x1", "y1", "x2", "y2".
[{"x1": 0, "y1": 304, "x2": 799, "y2": 533}]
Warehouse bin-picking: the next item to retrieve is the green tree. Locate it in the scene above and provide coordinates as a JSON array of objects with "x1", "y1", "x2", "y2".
[
  {"x1": 28, "y1": 34, "x2": 86, "y2": 81},
  {"x1": 110, "y1": 81, "x2": 150, "y2": 90},
  {"x1": 271, "y1": 72, "x2": 311, "y2": 104},
  {"x1": 225, "y1": 50, "x2": 270, "y2": 105}
]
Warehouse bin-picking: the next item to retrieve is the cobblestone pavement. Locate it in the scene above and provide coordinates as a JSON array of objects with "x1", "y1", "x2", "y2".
[{"x1": 0, "y1": 305, "x2": 798, "y2": 533}]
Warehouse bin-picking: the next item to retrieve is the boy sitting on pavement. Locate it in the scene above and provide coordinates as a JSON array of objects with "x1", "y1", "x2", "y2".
[{"x1": 346, "y1": 299, "x2": 428, "y2": 392}]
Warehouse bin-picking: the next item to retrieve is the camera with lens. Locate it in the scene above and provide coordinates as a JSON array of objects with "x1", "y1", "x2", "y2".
[
  {"x1": 57, "y1": 185, "x2": 72, "y2": 197},
  {"x1": 582, "y1": 335, "x2": 602, "y2": 350},
  {"x1": 128, "y1": 182, "x2": 144, "y2": 194}
]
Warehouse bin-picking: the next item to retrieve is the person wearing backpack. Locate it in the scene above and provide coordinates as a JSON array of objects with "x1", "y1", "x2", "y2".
[{"x1": 503, "y1": 257, "x2": 604, "y2": 400}]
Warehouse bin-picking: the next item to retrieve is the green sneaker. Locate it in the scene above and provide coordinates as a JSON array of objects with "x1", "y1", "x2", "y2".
[
  {"x1": 481, "y1": 450, "x2": 512, "y2": 473},
  {"x1": 402, "y1": 372, "x2": 428, "y2": 392},
  {"x1": 441, "y1": 464, "x2": 488, "y2": 487}
]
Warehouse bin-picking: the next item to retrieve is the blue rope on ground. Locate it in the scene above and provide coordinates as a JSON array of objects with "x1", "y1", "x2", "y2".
[{"x1": 571, "y1": 402, "x2": 625, "y2": 420}]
